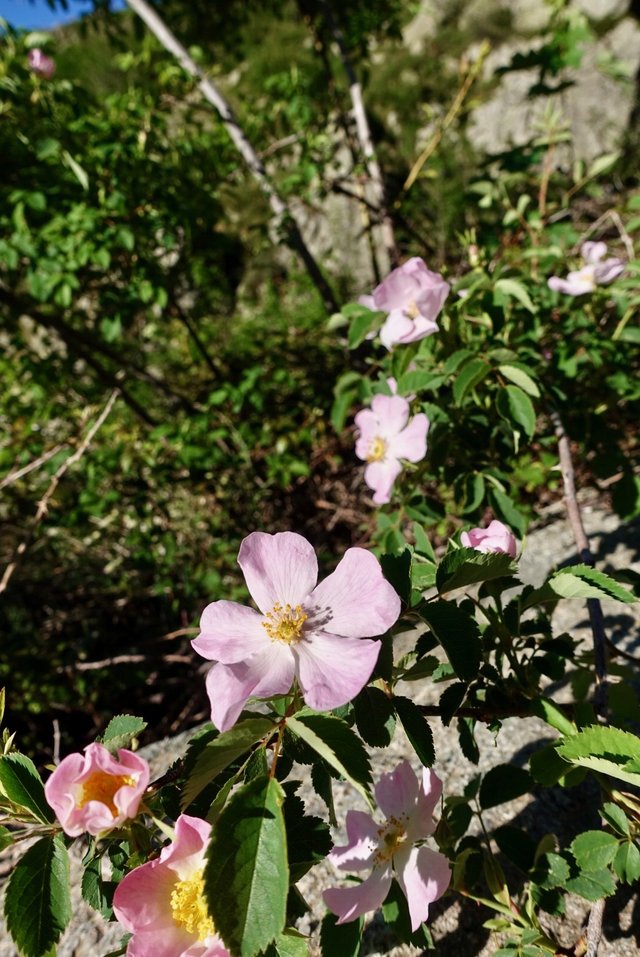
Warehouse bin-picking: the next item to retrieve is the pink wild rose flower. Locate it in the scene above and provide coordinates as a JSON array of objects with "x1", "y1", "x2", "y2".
[
  {"x1": 359, "y1": 257, "x2": 450, "y2": 350},
  {"x1": 324, "y1": 760, "x2": 451, "y2": 930},
  {"x1": 547, "y1": 241, "x2": 624, "y2": 296},
  {"x1": 27, "y1": 48, "x2": 56, "y2": 79},
  {"x1": 113, "y1": 814, "x2": 230, "y2": 957},
  {"x1": 44, "y1": 742, "x2": 149, "y2": 837},
  {"x1": 460, "y1": 520, "x2": 518, "y2": 558},
  {"x1": 354, "y1": 394, "x2": 429, "y2": 505},
  {"x1": 192, "y1": 531, "x2": 401, "y2": 731}
]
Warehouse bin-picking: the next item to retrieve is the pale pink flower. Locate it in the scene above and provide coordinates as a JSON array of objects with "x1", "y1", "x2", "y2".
[
  {"x1": 460, "y1": 520, "x2": 517, "y2": 558},
  {"x1": 44, "y1": 742, "x2": 149, "y2": 837},
  {"x1": 323, "y1": 761, "x2": 450, "y2": 931},
  {"x1": 192, "y1": 532, "x2": 401, "y2": 732},
  {"x1": 359, "y1": 257, "x2": 449, "y2": 350},
  {"x1": 113, "y1": 814, "x2": 229, "y2": 957},
  {"x1": 354, "y1": 394, "x2": 429, "y2": 505},
  {"x1": 548, "y1": 241, "x2": 624, "y2": 296},
  {"x1": 27, "y1": 49, "x2": 56, "y2": 79}
]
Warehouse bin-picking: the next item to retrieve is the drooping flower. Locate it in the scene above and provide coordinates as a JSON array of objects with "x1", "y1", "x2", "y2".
[
  {"x1": 460, "y1": 519, "x2": 518, "y2": 558},
  {"x1": 27, "y1": 48, "x2": 56, "y2": 79},
  {"x1": 192, "y1": 532, "x2": 401, "y2": 732},
  {"x1": 323, "y1": 760, "x2": 450, "y2": 931},
  {"x1": 547, "y1": 241, "x2": 624, "y2": 296},
  {"x1": 44, "y1": 742, "x2": 149, "y2": 837},
  {"x1": 359, "y1": 257, "x2": 450, "y2": 350},
  {"x1": 113, "y1": 814, "x2": 230, "y2": 957},
  {"x1": 354, "y1": 394, "x2": 429, "y2": 505}
]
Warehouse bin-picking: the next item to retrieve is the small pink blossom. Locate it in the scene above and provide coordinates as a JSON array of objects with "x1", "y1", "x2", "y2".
[
  {"x1": 460, "y1": 520, "x2": 518, "y2": 558},
  {"x1": 548, "y1": 242, "x2": 624, "y2": 296},
  {"x1": 44, "y1": 742, "x2": 149, "y2": 837},
  {"x1": 324, "y1": 761, "x2": 450, "y2": 931},
  {"x1": 354, "y1": 394, "x2": 429, "y2": 505},
  {"x1": 113, "y1": 814, "x2": 229, "y2": 957},
  {"x1": 27, "y1": 49, "x2": 56, "y2": 79},
  {"x1": 359, "y1": 257, "x2": 450, "y2": 350},
  {"x1": 192, "y1": 532, "x2": 401, "y2": 731}
]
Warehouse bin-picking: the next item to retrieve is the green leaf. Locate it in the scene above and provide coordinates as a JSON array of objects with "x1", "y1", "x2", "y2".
[
  {"x1": 282, "y1": 782, "x2": 332, "y2": 882},
  {"x1": 496, "y1": 385, "x2": 536, "y2": 439},
  {"x1": 347, "y1": 307, "x2": 385, "y2": 349},
  {"x1": 529, "y1": 744, "x2": 572, "y2": 786},
  {"x1": 0, "y1": 753, "x2": 54, "y2": 823},
  {"x1": 81, "y1": 856, "x2": 112, "y2": 919},
  {"x1": 320, "y1": 912, "x2": 363, "y2": 957},
  {"x1": 287, "y1": 713, "x2": 371, "y2": 802},
  {"x1": 4, "y1": 836, "x2": 71, "y2": 957},
  {"x1": 61, "y1": 150, "x2": 89, "y2": 191},
  {"x1": 353, "y1": 686, "x2": 396, "y2": 748},
  {"x1": 182, "y1": 717, "x2": 276, "y2": 808},
  {"x1": 547, "y1": 565, "x2": 636, "y2": 603},
  {"x1": 418, "y1": 600, "x2": 481, "y2": 681},
  {"x1": 393, "y1": 696, "x2": 435, "y2": 767},
  {"x1": 565, "y1": 867, "x2": 616, "y2": 901},
  {"x1": 557, "y1": 725, "x2": 640, "y2": 786},
  {"x1": 453, "y1": 358, "x2": 491, "y2": 405},
  {"x1": 0, "y1": 825, "x2": 12, "y2": 852},
  {"x1": 479, "y1": 765, "x2": 532, "y2": 809},
  {"x1": 436, "y1": 547, "x2": 516, "y2": 593},
  {"x1": 488, "y1": 485, "x2": 527, "y2": 537},
  {"x1": 601, "y1": 802, "x2": 629, "y2": 837},
  {"x1": 613, "y1": 841, "x2": 640, "y2": 883},
  {"x1": 571, "y1": 830, "x2": 619, "y2": 872},
  {"x1": 206, "y1": 776, "x2": 288, "y2": 957},
  {"x1": 380, "y1": 548, "x2": 412, "y2": 607},
  {"x1": 530, "y1": 697, "x2": 575, "y2": 737},
  {"x1": 498, "y1": 364, "x2": 540, "y2": 397},
  {"x1": 100, "y1": 714, "x2": 147, "y2": 753},
  {"x1": 532, "y1": 852, "x2": 570, "y2": 889},
  {"x1": 264, "y1": 928, "x2": 309, "y2": 957},
  {"x1": 494, "y1": 278, "x2": 536, "y2": 313}
]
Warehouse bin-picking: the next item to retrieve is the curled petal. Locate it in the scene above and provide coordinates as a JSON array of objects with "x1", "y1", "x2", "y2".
[
  {"x1": 294, "y1": 631, "x2": 381, "y2": 712},
  {"x1": 192, "y1": 601, "x2": 265, "y2": 663},
  {"x1": 379, "y1": 311, "x2": 416, "y2": 350},
  {"x1": 205, "y1": 644, "x2": 295, "y2": 731},
  {"x1": 581, "y1": 241, "x2": 607, "y2": 264},
  {"x1": 238, "y1": 531, "x2": 318, "y2": 613},
  {"x1": 395, "y1": 844, "x2": 451, "y2": 931},
  {"x1": 364, "y1": 458, "x2": 403, "y2": 505},
  {"x1": 323, "y1": 866, "x2": 392, "y2": 924},
  {"x1": 593, "y1": 258, "x2": 625, "y2": 284},
  {"x1": 328, "y1": 810, "x2": 379, "y2": 871}
]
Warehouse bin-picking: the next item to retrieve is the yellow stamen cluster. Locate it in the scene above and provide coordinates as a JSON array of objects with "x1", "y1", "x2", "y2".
[
  {"x1": 374, "y1": 815, "x2": 408, "y2": 864},
  {"x1": 404, "y1": 300, "x2": 420, "y2": 319},
  {"x1": 78, "y1": 771, "x2": 135, "y2": 814},
  {"x1": 262, "y1": 602, "x2": 308, "y2": 645},
  {"x1": 367, "y1": 436, "x2": 387, "y2": 463},
  {"x1": 170, "y1": 871, "x2": 215, "y2": 941}
]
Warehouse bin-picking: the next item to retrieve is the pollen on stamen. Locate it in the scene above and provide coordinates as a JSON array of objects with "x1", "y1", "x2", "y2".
[
  {"x1": 367, "y1": 436, "x2": 387, "y2": 463},
  {"x1": 262, "y1": 602, "x2": 308, "y2": 645}
]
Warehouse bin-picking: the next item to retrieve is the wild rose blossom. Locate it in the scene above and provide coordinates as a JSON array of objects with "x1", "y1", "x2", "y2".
[
  {"x1": 192, "y1": 531, "x2": 401, "y2": 732},
  {"x1": 324, "y1": 760, "x2": 450, "y2": 930},
  {"x1": 547, "y1": 241, "x2": 624, "y2": 296},
  {"x1": 27, "y1": 49, "x2": 56, "y2": 79},
  {"x1": 359, "y1": 257, "x2": 450, "y2": 350},
  {"x1": 44, "y1": 742, "x2": 149, "y2": 837},
  {"x1": 354, "y1": 394, "x2": 429, "y2": 505},
  {"x1": 113, "y1": 814, "x2": 230, "y2": 957},
  {"x1": 461, "y1": 519, "x2": 517, "y2": 558}
]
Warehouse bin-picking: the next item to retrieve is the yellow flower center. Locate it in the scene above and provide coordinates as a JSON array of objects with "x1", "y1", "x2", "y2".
[
  {"x1": 374, "y1": 815, "x2": 408, "y2": 864},
  {"x1": 170, "y1": 871, "x2": 215, "y2": 941},
  {"x1": 262, "y1": 602, "x2": 308, "y2": 645},
  {"x1": 405, "y1": 300, "x2": 420, "y2": 319},
  {"x1": 367, "y1": 436, "x2": 387, "y2": 463},
  {"x1": 78, "y1": 771, "x2": 135, "y2": 814}
]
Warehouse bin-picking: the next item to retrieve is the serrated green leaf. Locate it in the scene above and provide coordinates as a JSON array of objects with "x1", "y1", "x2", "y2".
[
  {"x1": 0, "y1": 753, "x2": 54, "y2": 823},
  {"x1": 287, "y1": 713, "x2": 371, "y2": 802},
  {"x1": 613, "y1": 841, "x2": 640, "y2": 883},
  {"x1": 529, "y1": 744, "x2": 572, "y2": 786},
  {"x1": 548, "y1": 565, "x2": 636, "y2": 603},
  {"x1": 498, "y1": 364, "x2": 540, "y2": 397},
  {"x1": 532, "y1": 851, "x2": 570, "y2": 890},
  {"x1": 437, "y1": 546, "x2": 516, "y2": 593},
  {"x1": 418, "y1": 600, "x2": 481, "y2": 681},
  {"x1": 479, "y1": 765, "x2": 532, "y2": 809},
  {"x1": 81, "y1": 856, "x2": 112, "y2": 919},
  {"x1": 571, "y1": 830, "x2": 619, "y2": 872},
  {"x1": 100, "y1": 714, "x2": 147, "y2": 753},
  {"x1": 320, "y1": 912, "x2": 363, "y2": 957},
  {"x1": 393, "y1": 696, "x2": 435, "y2": 766},
  {"x1": 412, "y1": 523, "x2": 435, "y2": 561},
  {"x1": 601, "y1": 802, "x2": 629, "y2": 837},
  {"x1": 182, "y1": 717, "x2": 276, "y2": 808},
  {"x1": 494, "y1": 278, "x2": 536, "y2": 313},
  {"x1": 565, "y1": 867, "x2": 616, "y2": 901},
  {"x1": 4, "y1": 836, "x2": 71, "y2": 957},
  {"x1": 488, "y1": 486, "x2": 527, "y2": 537},
  {"x1": 557, "y1": 725, "x2": 640, "y2": 786},
  {"x1": 206, "y1": 776, "x2": 288, "y2": 957},
  {"x1": 264, "y1": 928, "x2": 309, "y2": 957},
  {"x1": 453, "y1": 358, "x2": 491, "y2": 405},
  {"x1": 496, "y1": 385, "x2": 536, "y2": 439},
  {"x1": 530, "y1": 697, "x2": 575, "y2": 737},
  {"x1": 353, "y1": 686, "x2": 395, "y2": 748},
  {"x1": 380, "y1": 548, "x2": 412, "y2": 606},
  {"x1": 282, "y1": 782, "x2": 332, "y2": 882}
]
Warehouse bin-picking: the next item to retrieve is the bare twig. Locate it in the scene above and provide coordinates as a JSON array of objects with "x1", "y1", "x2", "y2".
[
  {"x1": 0, "y1": 390, "x2": 120, "y2": 596},
  {"x1": 551, "y1": 411, "x2": 608, "y2": 717},
  {"x1": 52, "y1": 720, "x2": 61, "y2": 766},
  {"x1": 0, "y1": 444, "x2": 66, "y2": 490},
  {"x1": 68, "y1": 653, "x2": 192, "y2": 672},
  {"x1": 586, "y1": 898, "x2": 605, "y2": 957}
]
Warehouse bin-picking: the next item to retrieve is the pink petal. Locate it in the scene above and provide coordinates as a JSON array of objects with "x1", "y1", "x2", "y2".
[
  {"x1": 375, "y1": 760, "x2": 418, "y2": 820},
  {"x1": 379, "y1": 311, "x2": 415, "y2": 350},
  {"x1": 161, "y1": 814, "x2": 211, "y2": 879},
  {"x1": 192, "y1": 601, "x2": 265, "y2": 663},
  {"x1": 307, "y1": 548, "x2": 401, "y2": 638},
  {"x1": 370, "y1": 394, "x2": 410, "y2": 437},
  {"x1": 593, "y1": 259, "x2": 624, "y2": 284},
  {"x1": 113, "y1": 857, "x2": 177, "y2": 933},
  {"x1": 411, "y1": 768, "x2": 443, "y2": 839},
  {"x1": 328, "y1": 810, "x2": 379, "y2": 871},
  {"x1": 238, "y1": 532, "x2": 318, "y2": 614},
  {"x1": 581, "y1": 241, "x2": 607, "y2": 264},
  {"x1": 293, "y1": 631, "x2": 381, "y2": 711},
  {"x1": 205, "y1": 644, "x2": 295, "y2": 731},
  {"x1": 399, "y1": 315, "x2": 439, "y2": 343},
  {"x1": 126, "y1": 926, "x2": 196, "y2": 957},
  {"x1": 364, "y1": 458, "x2": 403, "y2": 504},
  {"x1": 389, "y1": 413, "x2": 429, "y2": 463},
  {"x1": 395, "y1": 844, "x2": 451, "y2": 931},
  {"x1": 323, "y1": 866, "x2": 392, "y2": 924}
]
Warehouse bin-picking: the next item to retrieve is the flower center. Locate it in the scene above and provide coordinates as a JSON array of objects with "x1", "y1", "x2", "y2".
[
  {"x1": 262, "y1": 602, "x2": 308, "y2": 644},
  {"x1": 374, "y1": 815, "x2": 408, "y2": 864},
  {"x1": 170, "y1": 871, "x2": 215, "y2": 941},
  {"x1": 367, "y1": 436, "x2": 387, "y2": 463},
  {"x1": 404, "y1": 300, "x2": 420, "y2": 320},
  {"x1": 78, "y1": 771, "x2": 135, "y2": 814}
]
